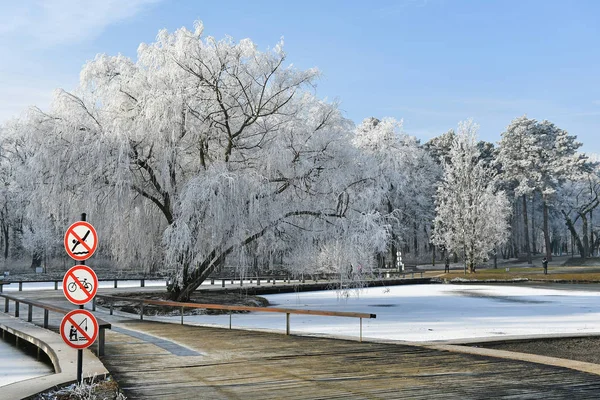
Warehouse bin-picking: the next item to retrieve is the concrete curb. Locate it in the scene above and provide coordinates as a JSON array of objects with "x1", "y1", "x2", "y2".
[
  {"x1": 0, "y1": 313, "x2": 108, "y2": 400},
  {"x1": 424, "y1": 343, "x2": 600, "y2": 376},
  {"x1": 357, "y1": 335, "x2": 600, "y2": 377}
]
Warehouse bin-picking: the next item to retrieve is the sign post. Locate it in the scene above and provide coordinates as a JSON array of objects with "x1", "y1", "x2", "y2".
[{"x1": 62, "y1": 213, "x2": 98, "y2": 384}]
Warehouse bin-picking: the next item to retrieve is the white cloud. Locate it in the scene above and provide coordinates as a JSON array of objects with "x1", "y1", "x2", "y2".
[
  {"x1": 0, "y1": 0, "x2": 160, "y2": 124},
  {"x1": 0, "y1": 80, "x2": 58, "y2": 121},
  {"x1": 0, "y1": 0, "x2": 160, "y2": 46}
]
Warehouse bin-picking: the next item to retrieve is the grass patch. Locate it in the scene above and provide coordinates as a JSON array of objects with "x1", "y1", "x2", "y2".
[{"x1": 441, "y1": 270, "x2": 600, "y2": 282}]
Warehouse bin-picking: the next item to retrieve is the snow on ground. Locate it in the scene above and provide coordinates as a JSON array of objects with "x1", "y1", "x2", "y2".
[
  {"x1": 0, "y1": 340, "x2": 53, "y2": 387},
  {"x1": 155, "y1": 284, "x2": 600, "y2": 342}
]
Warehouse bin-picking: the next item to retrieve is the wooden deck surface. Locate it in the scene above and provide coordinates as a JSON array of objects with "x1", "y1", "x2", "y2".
[
  {"x1": 101, "y1": 320, "x2": 600, "y2": 399},
  {"x1": 6, "y1": 289, "x2": 600, "y2": 399}
]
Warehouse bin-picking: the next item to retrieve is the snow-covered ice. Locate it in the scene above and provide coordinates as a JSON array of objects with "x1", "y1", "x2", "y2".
[
  {"x1": 155, "y1": 284, "x2": 600, "y2": 342},
  {"x1": 0, "y1": 340, "x2": 53, "y2": 387}
]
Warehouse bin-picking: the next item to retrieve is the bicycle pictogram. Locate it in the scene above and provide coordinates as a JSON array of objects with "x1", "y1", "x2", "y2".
[{"x1": 67, "y1": 277, "x2": 93, "y2": 293}]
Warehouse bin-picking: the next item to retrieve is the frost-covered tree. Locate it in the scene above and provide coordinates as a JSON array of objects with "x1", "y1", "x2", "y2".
[
  {"x1": 496, "y1": 116, "x2": 537, "y2": 264},
  {"x1": 557, "y1": 165, "x2": 600, "y2": 258},
  {"x1": 432, "y1": 120, "x2": 510, "y2": 273},
  {"x1": 27, "y1": 22, "x2": 389, "y2": 300},
  {"x1": 0, "y1": 115, "x2": 68, "y2": 269},
  {"x1": 354, "y1": 118, "x2": 439, "y2": 266},
  {"x1": 498, "y1": 116, "x2": 588, "y2": 261}
]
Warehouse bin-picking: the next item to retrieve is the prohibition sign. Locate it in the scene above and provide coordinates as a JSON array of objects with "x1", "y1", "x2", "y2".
[
  {"x1": 60, "y1": 309, "x2": 98, "y2": 349},
  {"x1": 63, "y1": 265, "x2": 98, "y2": 305},
  {"x1": 64, "y1": 221, "x2": 98, "y2": 261}
]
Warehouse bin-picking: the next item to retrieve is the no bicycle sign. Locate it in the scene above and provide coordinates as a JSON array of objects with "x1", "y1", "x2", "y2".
[
  {"x1": 60, "y1": 309, "x2": 99, "y2": 350},
  {"x1": 64, "y1": 221, "x2": 98, "y2": 261},
  {"x1": 63, "y1": 265, "x2": 98, "y2": 305}
]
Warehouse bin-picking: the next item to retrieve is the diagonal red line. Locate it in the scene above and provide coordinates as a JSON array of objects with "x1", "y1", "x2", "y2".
[
  {"x1": 70, "y1": 228, "x2": 92, "y2": 253},
  {"x1": 67, "y1": 316, "x2": 92, "y2": 342},
  {"x1": 67, "y1": 270, "x2": 92, "y2": 299}
]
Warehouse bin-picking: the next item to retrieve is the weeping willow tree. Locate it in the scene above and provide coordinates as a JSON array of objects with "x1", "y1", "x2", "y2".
[{"x1": 17, "y1": 21, "x2": 390, "y2": 301}]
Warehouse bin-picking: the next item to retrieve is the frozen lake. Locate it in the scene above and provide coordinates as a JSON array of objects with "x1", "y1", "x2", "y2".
[
  {"x1": 154, "y1": 284, "x2": 600, "y2": 342},
  {"x1": 0, "y1": 339, "x2": 53, "y2": 387}
]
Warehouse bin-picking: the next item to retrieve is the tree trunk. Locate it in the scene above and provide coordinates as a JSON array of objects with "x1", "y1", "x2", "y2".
[
  {"x1": 413, "y1": 221, "x2": 418, "y2": 257},
  {"x1": 522, "y1": 195, "x2": 532, "y2": 264},
  {"x1": 2, "y1": 224, "x2": 8, "y2": 260},
  {"x1": 30, "y1": 253, "x2": 42, "y2": 270},
  {"x1": 493, "y1": 247, "x2": 498, "y2": 268},
  {"x1": 542, "y1": 197, "x2": 552, "y2": 261},
  {"x1": 581, "y1": 212, "x2": 589, "y2": 258},
  {"x1": 590, "y1": 210, "x2": 594, "y2": 257},
  {"x1": 531, "y1": 195, "x2": 537, "y2": 255},
  {"x1": 562, "y1": 210, "x2": 585, "y2": 258},
  {"x1": 391, "y1": 238, "x2": 398, "y2": 271}
]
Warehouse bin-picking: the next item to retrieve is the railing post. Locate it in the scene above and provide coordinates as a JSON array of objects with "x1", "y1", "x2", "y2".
[
  {"x1": 229, "y1": 312, "x2": 232, "y2": 329},
  {"x1": 110, "y1": 301, "x2": 114, "y2": 316},
  {"x1": 98, "y1": 328, "x2": 105, "y2": 357},
  {"x1": 19, "y1": 282, "x2": 23, "y2": 291},
  {"x1": 273, "y1": 278, "x2": 276, "y2": 285},
  {"x1": 27, "y1": 304, "x2": 32, "y2": 322},
  {"x1": 141, "y1": 279, "x2": 145, "y2": 288},
  {"x1": 43, "y1": 310, "x2": 49, "y2": 329},
  {"x1": 286, "y1": 313, "x2": 290, "y2": 335},
  {"x1": 4, "y1": 297, "x2": 8, "y2": 313},
  {"x1": 114, "y1": 279, "x2": 118, "y2": 289},
  {"x1": 15, "y1": 301, "x2": 19, "y2": 318},
  {"x1": 181, "y1": 307, "x2": 184, "y2": 325},
  {"x1": 0, "y1": 283, "x2": 3, "y2": 293},
  {"x1": 211, "y1": 278, "x2": 214, "y2": 285},
  {"x1": 222, "y1": 280, "x2": 225, "y2": 288},
  {"x1": 140, "y1": 302, "x2": 144, "y2": 321},
  {"x1": 257, "y1": 278, "x2": 260, "y2": 286},
  {"x1": 360, "y1": 318, "x2": 363, "y2": 342},
  {"x1": 54, "y1": 281, "x2": 59, "y2": 290},
  {"x1": 92, "y1": 297, "x2": 96, "y2": 311}
]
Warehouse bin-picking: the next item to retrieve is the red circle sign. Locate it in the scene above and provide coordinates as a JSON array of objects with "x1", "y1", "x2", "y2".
[
  {"x1": 60, "y1": 309, "x2": 98, "y2": 349},
  {"x1": 64, "y1": 221, "x2": 98, "y2": 261},
  {"x1": 63, "y1": 266, "x2": 98, "y2": 305}
]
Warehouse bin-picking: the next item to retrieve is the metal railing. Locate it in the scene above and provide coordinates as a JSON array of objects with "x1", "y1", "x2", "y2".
[
  {"x1": 96, "y1": 294, "x2": 376, "y2": 342},
  {"x1": 0, "y1": 271, "x2": 427, "y2": 292},
  {"x1": 0, "y1": 293, "x2": 111, "y2": 356}
]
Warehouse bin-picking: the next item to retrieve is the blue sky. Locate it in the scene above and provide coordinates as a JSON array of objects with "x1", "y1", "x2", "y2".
[{"x1": 1, "y1": 0, "x2": 598, "y2": 153}]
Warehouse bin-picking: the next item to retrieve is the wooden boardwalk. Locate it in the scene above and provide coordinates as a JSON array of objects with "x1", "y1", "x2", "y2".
[
  {"x1": 101, "y1": 320, "x2": 600, "y2": 399},
  {"x1": 6, "y1": 289, "x2": 600, "y2": 399}
]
